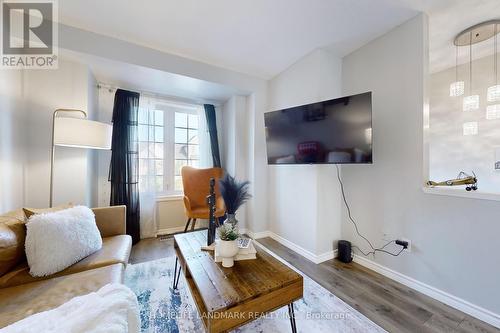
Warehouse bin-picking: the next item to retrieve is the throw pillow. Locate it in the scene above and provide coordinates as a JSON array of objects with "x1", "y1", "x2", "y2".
[{"x1": 25, "y1": 206, "x2": 102, "y2": 277}]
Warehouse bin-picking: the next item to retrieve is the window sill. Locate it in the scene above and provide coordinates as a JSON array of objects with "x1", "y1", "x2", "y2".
[
  {"x1": 422, "y1": 186, "x2": 500, "y2": 202},
  {"x1": 156, "y1": 194, "x2": 183, "y2": 202}
]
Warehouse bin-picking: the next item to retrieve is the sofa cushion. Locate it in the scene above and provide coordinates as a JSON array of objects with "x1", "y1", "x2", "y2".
[
  {"x1": 0, "y1": 263, "x2": 124, "y2": 328},
  {"x1": 92, "y1": 206, "x2": 127, "y2": 238},
  {"x1": 0, "y1": 210, "x2": 26, "y2": 277},
  {"x1": 22, "y1": 203, "x2": 74, "y2": 220},
  {"x1": 0, "y1": 235, "x2": 131, "y2": 289},
  {"x1": 72, "y1": 235, "x2": 131, "y2": 273}
]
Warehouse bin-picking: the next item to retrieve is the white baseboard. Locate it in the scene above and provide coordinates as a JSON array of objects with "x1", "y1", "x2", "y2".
[
  {"x1": 245, "y1": 229, "x2": 500, "y2": 328},
  {"x1": 246, "y1": 229, "x2": 335, "y2": 264},
  {"x1": 156, "y1": 221, "x2": 208, "y2": 237},
  {"x1": 267, "y1": 231, "x2": 336, "y2": 264},
  {"x1": 353, "y1": 254, "x2": 500, "y2": 329},
  {"x1": 244, "y1": 229, "x2": 272, "y2": 240},
  {"x1": 317, "y1": 248, "x2": 338, "y2": 263},
  {"x1": 155, "y1": 226, "x2": 186, "y2": 236}
]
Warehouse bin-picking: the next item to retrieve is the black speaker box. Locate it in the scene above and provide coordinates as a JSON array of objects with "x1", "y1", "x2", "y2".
[{"x1": 338, "y1": 240, "x2": 353, "y2": 263}]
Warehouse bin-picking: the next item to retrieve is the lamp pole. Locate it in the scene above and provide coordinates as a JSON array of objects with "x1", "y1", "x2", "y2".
[{"x1": 49, "y1": 109, "x2": 87, "y2": 207}]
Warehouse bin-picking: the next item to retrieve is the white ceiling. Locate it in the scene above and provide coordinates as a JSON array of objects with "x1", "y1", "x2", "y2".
[
  {"x1": 60, "y1": 50, "x2": 243, "y2": 104},
  {"x1": 58, "y1": 0, "x2": 499, "y2": 79},
  {"x1": 427, "y1": 0, "x2": 500, "y2": 73},
  {"x1": 58, "y1": 0, "x2": 422, "y2": 79}
]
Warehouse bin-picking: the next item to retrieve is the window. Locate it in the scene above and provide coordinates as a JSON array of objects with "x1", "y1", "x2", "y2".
[
  {"x1": 138, "y1": 99, "x2": 201, "y2": 195},
  {"x1": 174, "y1": 112, "x2": 200, "y2": 191},
  {"x1": 138, "y1": 108, "x2": 164, "y2": 193}
]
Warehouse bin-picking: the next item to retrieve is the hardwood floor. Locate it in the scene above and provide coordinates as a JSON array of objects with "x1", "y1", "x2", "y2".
[
  {"x1": 256, "y1": 237, "x2": 499, "y2": 333},
  {"x1": 130, "y1": 236, "x2": 499, "y2": 333},
  {"x1": 129, "y1": 237, "x2": 174, "y2": 264}
]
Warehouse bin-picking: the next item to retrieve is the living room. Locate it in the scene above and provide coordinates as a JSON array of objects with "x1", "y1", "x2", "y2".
[{"x1": 1, "y1": 1, "x2": 500, "y2": 332}]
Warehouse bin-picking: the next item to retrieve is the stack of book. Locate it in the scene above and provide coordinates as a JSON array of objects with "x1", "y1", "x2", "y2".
[{"x1": 215, "y1": 238, "x2": 257, "y2": 263}]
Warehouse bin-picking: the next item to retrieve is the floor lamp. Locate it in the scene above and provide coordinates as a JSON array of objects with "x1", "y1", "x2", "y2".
[{"x1": 49, "y1": 109, "x2": 113, "y2": 207}]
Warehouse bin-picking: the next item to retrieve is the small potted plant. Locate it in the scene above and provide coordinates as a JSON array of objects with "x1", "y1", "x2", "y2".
[
  {"x1": 216, "y1": 223, "x2": 240, "y2": 267},
  {"x1": 219, "y1": 174, "x2": 251, "y2": 226}
]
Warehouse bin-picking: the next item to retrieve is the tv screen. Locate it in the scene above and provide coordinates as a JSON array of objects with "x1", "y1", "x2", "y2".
[{"x1": 264, "y1": 92, "x2": 372, "y2": 165}]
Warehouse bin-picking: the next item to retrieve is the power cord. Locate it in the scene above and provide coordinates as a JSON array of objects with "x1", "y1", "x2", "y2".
[
  {"x1": 335, "y1": 164, "x2": 405, "y2": 257},
  {"x1": 352, "y1": 244, "x2": 405, "y2": 257}
]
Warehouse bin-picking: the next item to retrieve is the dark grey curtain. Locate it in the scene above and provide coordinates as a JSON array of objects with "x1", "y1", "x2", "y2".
[
  {"x1": 204, "y1": 104, "x2": 221, "y2": 167},
  {"x1": 109, "y1": 89, "x2": 141, "y2": 244}
]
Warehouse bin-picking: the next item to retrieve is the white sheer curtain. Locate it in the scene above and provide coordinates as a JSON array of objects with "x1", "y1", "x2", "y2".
[
  {"x1": 198, "y1": 106, "x2": 213, "y2": 168},
  {"x1": 138, "y1": 96, "x2": 158, "y2": 238}
]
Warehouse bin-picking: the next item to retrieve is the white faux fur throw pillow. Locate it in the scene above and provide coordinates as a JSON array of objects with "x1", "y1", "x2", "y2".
[{"x1": 25, "y1": 206, "x2": 103, "y2": 277}]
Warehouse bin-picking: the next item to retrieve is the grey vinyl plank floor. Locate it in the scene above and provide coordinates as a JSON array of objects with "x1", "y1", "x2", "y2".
[{"x1": 130, "y1": 236, "x2": 499, "y2": 333}]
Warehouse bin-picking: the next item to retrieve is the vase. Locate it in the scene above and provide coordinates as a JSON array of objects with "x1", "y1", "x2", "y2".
[
  {"x1": 216, "y1": 239, "x2": 239, "y2": 267},
  {"x1": 224, "y1": 213, "x2": 238, "y2": 227}
]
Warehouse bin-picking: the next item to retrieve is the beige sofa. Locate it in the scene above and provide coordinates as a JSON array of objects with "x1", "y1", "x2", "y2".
[{"x1": 0, "y1": 206, "x2": 132, "y2": 328}]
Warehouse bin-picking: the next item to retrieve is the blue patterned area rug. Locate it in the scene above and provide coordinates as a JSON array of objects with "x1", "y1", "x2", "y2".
[{"x1": 124, "y1": 239, "x2": 385, "y2": 333}]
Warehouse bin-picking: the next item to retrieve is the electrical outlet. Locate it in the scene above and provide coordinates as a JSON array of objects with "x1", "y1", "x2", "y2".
[
  {"x1": 383, "y1": 233, "x2": 412, "y2": 253},
  {"x1": 401, "y1": 238, "x2": 411, "y2": 252}
]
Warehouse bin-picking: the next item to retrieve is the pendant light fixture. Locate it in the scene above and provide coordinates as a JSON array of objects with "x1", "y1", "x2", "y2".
[
  {"x1": 449, "y1": 45, "x2": 464, "y2": 97},
  {"x1": 486, "y1": 23, "x2": 500, "y2": 119},
  {"x1": 462, "y1": 31, "x2": 479, "y2": 112},
  {"x1": 454, "y1": 21, "x2": 500, "y2": 114},
  {"x1": 487, "y1": 23, "x2": 500, "y2": 103}
]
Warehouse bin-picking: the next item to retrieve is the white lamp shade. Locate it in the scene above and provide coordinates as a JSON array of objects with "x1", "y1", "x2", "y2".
[{"x1": 54, "y1": 117, "x2": 113, "y2": 149}]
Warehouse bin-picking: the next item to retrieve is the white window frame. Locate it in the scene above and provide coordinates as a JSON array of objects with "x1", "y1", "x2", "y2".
[{"x1": 139, "y1": 98, "x2": 202, "y2": 197}]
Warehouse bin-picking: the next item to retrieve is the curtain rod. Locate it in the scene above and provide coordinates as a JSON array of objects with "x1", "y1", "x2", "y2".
[{"x1": 96, "y1": 82, "x2": 222, "y2": 107}]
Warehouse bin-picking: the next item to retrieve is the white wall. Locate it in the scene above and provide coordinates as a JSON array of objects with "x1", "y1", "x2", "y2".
[
  {"x1": 430, "y1": 53, "x2": 500, "y2": 193},
  {"x1": 86, "y1": 71, "x2": 99, "y2": 206},
  {"x1": 96, "y1": 87, "x2": 114, "y2": 207},
  {"x1": 244, "y1": 91, "x2": 269, "y2": 234},
  {"x1": 342, "y1": 13, "x2": 500, "y2": 320},
  {"x1": 0, "y1": 70, "x2": 25, "y2": 213},
  {"x1": 221, "y1": 95, "x2": 249, "y2": 228},
  {"x1": 23, "y1": 59, "x2": 98, "y2": 208},
  {"x1": 268, "y1": 49, "x2": 343, "y2": 109},
  {"x1": 266, "y1": 49, "x2": 343, "y2": 257}
]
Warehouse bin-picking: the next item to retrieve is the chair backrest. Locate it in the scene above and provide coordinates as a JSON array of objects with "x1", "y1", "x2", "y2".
[{"x1": 181, "y1": 166, "x2": 224, "y2": 208}]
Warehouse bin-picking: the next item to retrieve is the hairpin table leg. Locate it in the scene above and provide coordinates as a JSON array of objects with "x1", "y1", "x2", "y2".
[
  {"x1": 172, "y1": 257, "x2": 182, "y2": 289},
  {"x1": 288, "y1": 302, "x2": 297, "y2": 333}
]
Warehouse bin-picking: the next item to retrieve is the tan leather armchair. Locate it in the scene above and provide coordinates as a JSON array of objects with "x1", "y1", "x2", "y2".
[{"x1": 181, "y1": 166, "x2": 225, "y2": 232}]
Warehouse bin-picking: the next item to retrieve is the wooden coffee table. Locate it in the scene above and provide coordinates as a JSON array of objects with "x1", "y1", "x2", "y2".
[{"x1": 173, "y1": 231, "x2": 303, "y2": 333}]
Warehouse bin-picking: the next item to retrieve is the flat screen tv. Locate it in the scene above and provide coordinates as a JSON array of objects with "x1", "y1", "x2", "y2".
[{"x1": 264, "y1": 92, "x2": 372, "y2": 165}]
